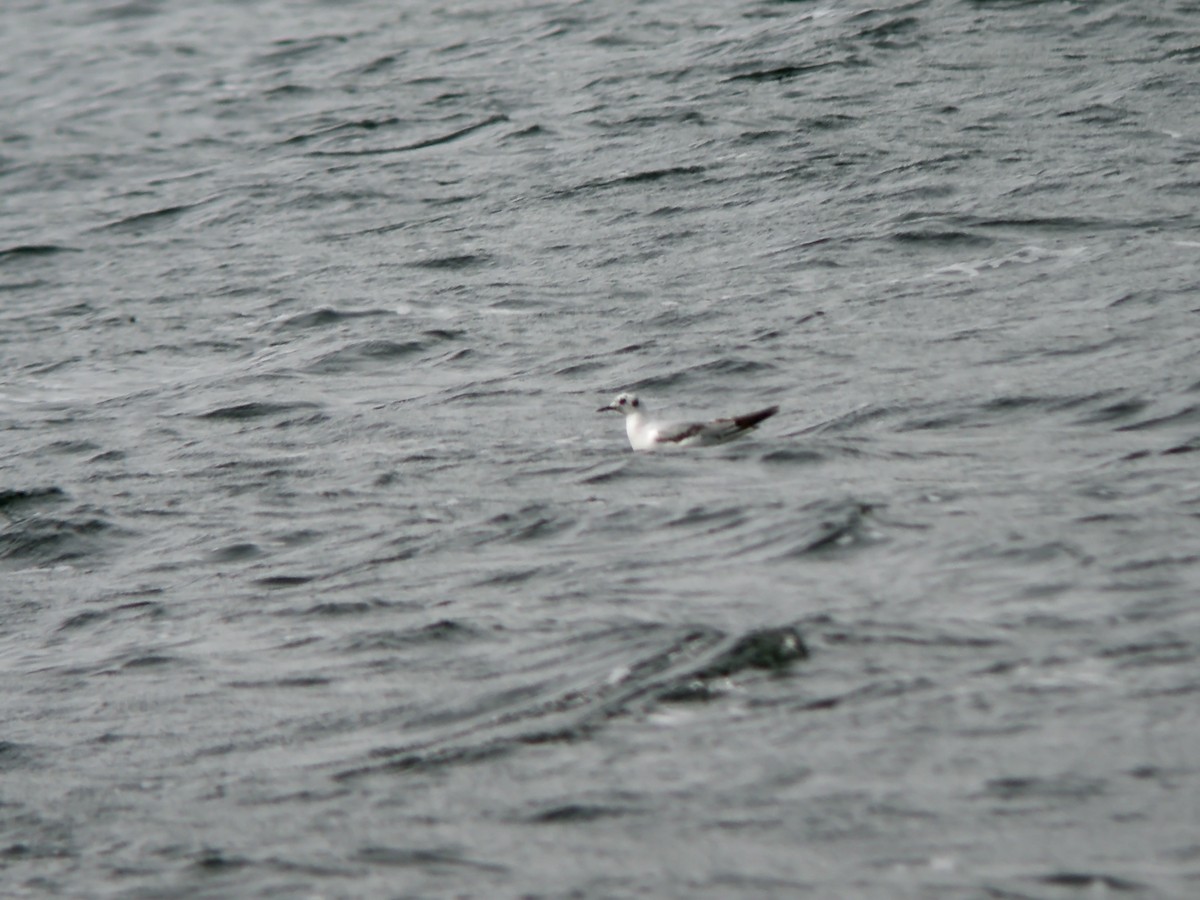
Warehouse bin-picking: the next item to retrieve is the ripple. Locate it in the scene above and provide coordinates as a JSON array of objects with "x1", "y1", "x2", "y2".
[
  {"x1": 309, "y1": 114, "x2": 508, "y2": 156},
  {"x1": 0, "y1": 486, "x2": 67, "y2": 514},
  {"x1": 0, "y1": 244, "x2": 80, "y2": 264},
  {"x1": 305, "y1": 337, "x2": 452, "y2": 373},
  {"x1": 0, "y1": 513, "x2": 126, "y2": 570},
  {"x1": 407, "y1": 253, "x2": 493, "y2": 270},
  {"x1": 197, "y1": 401, "x2": 322, "y2": 421},
  {"x1": 274, "y1": 307, "x2": 394, "y2": 331}
]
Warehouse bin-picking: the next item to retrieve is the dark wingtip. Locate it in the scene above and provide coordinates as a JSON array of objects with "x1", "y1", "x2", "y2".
[{"x1": 734, "y1": 406, "x2": 779, "y2": 429}]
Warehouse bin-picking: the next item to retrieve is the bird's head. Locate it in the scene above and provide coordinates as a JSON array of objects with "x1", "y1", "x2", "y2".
[{"x1": 597, "y1": 392, "x2": 644, "y2": 416}]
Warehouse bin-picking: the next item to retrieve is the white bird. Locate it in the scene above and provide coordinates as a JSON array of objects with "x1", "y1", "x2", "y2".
[{"x1": 597, "y1": 392, "x2": 779, "y2": 451}]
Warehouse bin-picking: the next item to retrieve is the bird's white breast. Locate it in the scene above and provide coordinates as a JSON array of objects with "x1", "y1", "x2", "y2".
[{"x1": 625, "y1": 412, "x2": 658, "y2": 451}]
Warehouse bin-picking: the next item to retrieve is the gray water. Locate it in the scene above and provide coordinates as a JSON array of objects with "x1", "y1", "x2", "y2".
[{"x1": 3, "y1": 0, "x2": 1200, "y2": 896}]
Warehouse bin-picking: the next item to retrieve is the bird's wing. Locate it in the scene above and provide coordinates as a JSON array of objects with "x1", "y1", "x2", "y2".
[
  {"x1": 652, "y1": 420, "x2": 711, "y2": 445},
  {"x1": 652, "y1": 406, "x2": 778, "y2": 446}
]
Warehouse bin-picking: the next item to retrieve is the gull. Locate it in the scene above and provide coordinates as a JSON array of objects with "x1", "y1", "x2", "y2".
[{"x1": 598, "y1": 392, "x2": 779, "y2": 451}]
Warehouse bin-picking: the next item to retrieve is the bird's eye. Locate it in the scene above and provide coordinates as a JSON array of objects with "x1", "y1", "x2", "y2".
[
  {"x1": 618, "y1": 397, "x2": 626, "y2": 405},
  {"x1": 631, "y1": 399, "x2": 639, "y2": 407}
]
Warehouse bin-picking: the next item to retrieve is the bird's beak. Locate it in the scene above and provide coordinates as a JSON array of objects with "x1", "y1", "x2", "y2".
[{"x1": 597, "y1": 404, "x2": 616, "y2": 413}]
